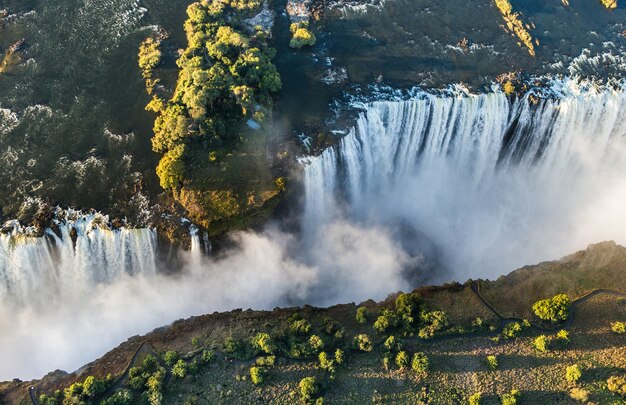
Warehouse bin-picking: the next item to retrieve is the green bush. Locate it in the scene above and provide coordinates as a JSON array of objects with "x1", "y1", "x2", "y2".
[
  {"x1": 101, "y1": 389, "x2": 133, "y2": 405},
  {"x1": 164, "y1": 350, "x2": 179, "y2": 366},
  {"x1": 172, "y1": 359, "x2": 188, "y2": 378},
  {"x1": 554, "y1": 330, "x2": 570, "y2": 349},
  {"x1": 501, "y1": 321, "x2": 529, "y2": 340},
  {"x1": 565, "y1": 364, "x2": 582, "y2": 383},
  {"x1": 353, "y1": 334, "x2": 373, "y2": 352},
  {"x1": 486, "y1": 355, "x2": 498, "y2": 371},
  {"x1": 611, "y1": 321, "x2": 626, "y2": 334},
  {"x1": 418, "y1": 310, "x2": 449, "y2": 339},
  {"x1": 395, "y1": 351, "x2": 410, "y2": 370},
  {"x1": 251, "y1": 332, "x2": 277, "y2": 354},
  {"x1": 411, "y1": 352, "x2": 429, "y2": 374},
  {"x1": 532, "y1": 294, "x2": 570, "y2": 323},
  {"x1": 383, "y1": 335, "x2": 403, "y2": 352},
  {"x1": 299, "y1": 376, "x2": 320, "y2": 403},
  {"x1": 224, "y1": 337, "x2": 240, "y2": 354},
  {"x1": 256, "y1": 355, "x2": 276, "y2": 366},
  {"x1": 374, "y1": 309, "x2": 397, "y2": 333},
  {"x1": 355, "y1": 306, "x2": 368, "y2": 324},
  {"x1": 607, "y1": 375, "x2": 626, "y2": 397},
  {"x1": 250, "y1": 366, "x2": 265, "y2": 385},
  {"x1": 201, "y1": 349, "x2": 215, "y2": 364},
  {"x1": 532, "y1": 335, "x2": 551, "y2": 353},
  {"x1": 334, "y1": 348, "x2": 344, "y2": 365},
  {"x1": 500, "y1": 389, "x2": 520, "y2": 405},
  {"x1": 469, "y1": 392, "x2": 482, "y2": 405},
  {"x1": 569, "y1": 388, "x2": 588, "y2": 402},
  {"x1": 289, "y1": 25, "x2": 316, "y2": 48},
  {"x1": 309, "y1": 335, "x2": 324, "y2": 352},
  {"x1": 290, "y1": 318, "x2": 312, "y2": 335}
]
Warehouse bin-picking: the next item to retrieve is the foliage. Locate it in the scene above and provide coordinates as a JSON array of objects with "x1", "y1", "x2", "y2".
[
  {"x1": 607, "y1": 375, "x2": 626, "y2": 397},
  {"x1": 418, "y1": 310, "x2": 449, "y2": 339},
  {"x1": 611, "y1": 321, "x2": 625, "y2": 334},
  {"x1": 289, "y1": 22, "x2": 316, "y2": 48},
  {"x1": 164, "y1": 350, "x2": 179, "y2": 366},
  {"x1": 411, "y1": 352, "x2": 429, "y2": 374},
  {"x1": 374, "y1": 308, "x2": 398, "y2": 333},
  {"x1": 250, "y1": 366, "x2": 265, "y2": 385},
  {"x1": 142, "y1": 0, "x2": 282, "y2": 191},
  {"x1": 318, "y1": 352, "x2": 335, "y2": 374},
  {"x1": 353, "y1": 334, "x2": 373, "y2": 352},
  {"x1": 256, "y1": 355, "x2": 276, "y2": 366},
  {"x1": 82, "y1": 375, "x2": 107, "y2": 397},
  {"x1": 334, "y1": 348, "x2": 344, "y2": 365},
  {"x1": 532, "y1": 335, "x2": 551, "y2": 353},
  {"x1": 101, "y1": 390, "x2": 133, "y2": 405},
  {"x1": 569, "y1": 388, "x2": 588, "y2": 402},
  {"x1": 172, "y1": 359, "x2": 188, "y2": 378},
  {"x1": 469, "y1": 392, "x2": 483, "y2": 405},
  {"x1": 553, "y1": 329, "x2": 570, "y2": 349},
  {"x1": 532, "y1": 294, "x2": 570, "y2": 323},
  {"x1": 486, "y1": 355, "x2": 498, "y2": 371},
  {"x1": 395, "y1": 351, "x2": 410, "y2": 370},
  {"x1": 201, "y1": 349, "x2": 216, "y2": 364},
  {"x1": 291, "y1": 318, "x2": 312, "y2": 335},
  {"x1": 299, "y1": 376, "x2": 320, "y2": 403},
  {"x1": 600, "y1": 0, "x2": 617, "y2": 9},
  {"x1": 155, "y1": 144, "x2": 186, "y2": 189},
  {"x1": 493, "y1": 0, "x2": 535, "y2": 56},
  {"x1": 224, "y1": 337, "x2": 240, "y2": 354},
  {"x1": 355, "y1": 306, "x2": 368, "y2": 324},
  {"x1": 500, "y1": 389, "x2": 520, "y2": 405},
  {"x1": 502, "y1": 81, "x2": 515, "y2": 95},
  {"x1": 565, "y1": 364, "x2": 582, "y2": 383},
  {"x1": 384, "y1": 335, "x2": 403, "y2": 352},
  {"x1": 501, "y1": 320, "x2": 529, "y2": 340},
  {"x1": 309, "y1": 334, "x2": 324, "y2": 352},
  {"x1": 252, "y1": 332, "x2": 277, "y2": 354}
]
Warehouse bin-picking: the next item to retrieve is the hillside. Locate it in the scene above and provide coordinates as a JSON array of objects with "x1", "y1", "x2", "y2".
[{"x1": 2, "y1": 241, "x2": 626, "y2": 404}]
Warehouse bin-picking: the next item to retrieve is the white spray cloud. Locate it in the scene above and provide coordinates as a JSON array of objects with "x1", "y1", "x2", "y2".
[{"x1": 0, "y1": 222, "x2": 409, "y2": 380}]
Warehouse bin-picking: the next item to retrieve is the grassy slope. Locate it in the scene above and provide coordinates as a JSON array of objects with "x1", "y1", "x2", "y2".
[{"x1": 2, "y1": 241, "x2": 626, "y2": 404}]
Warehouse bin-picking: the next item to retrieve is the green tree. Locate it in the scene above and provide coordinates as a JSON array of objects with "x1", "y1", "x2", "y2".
[
  {"x1": 566, "y1": 364, "x2": 582, "y2": 383},
  {"x1": 172, "y1": 359, "x2": 187, "y2": 378},
  {"x1": 355, "y1": 306, "x2": 368, "y2": 324},
  {"x1": 299, "y1": 376, "x2": 319, "y2": 403},
  {"x1": 411, "y1": 352, "x2": 429, "y2": 374},
  {"x1": 395, "y1": 351, "x2": 410, "y2": 370},
  {"x1": 353, "y1": 334, "x2": 373, "y2": 352},
  {"x1": 164, "y1": 350, "x2": 179, "y2": 366},
  {"x1": 532, "y1": 294, "x2": 571, "y2": 323},
  {"x1": 251, "y1": 332, "x2": 277, "y2": 354}
]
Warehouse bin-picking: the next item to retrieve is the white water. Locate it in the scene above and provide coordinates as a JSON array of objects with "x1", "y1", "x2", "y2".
[
  {"x1": 0, "y1": 213, "x2": 158, "y2": 308},
  {"x1": 303, "y1": 80, "x2": 626, "y2": 277}
]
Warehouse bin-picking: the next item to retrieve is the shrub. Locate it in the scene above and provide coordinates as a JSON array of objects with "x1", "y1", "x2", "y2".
[
  {"x1": 334, "y1": 349, "x2": 344, "y2": 364},
  {"x1": 383, "y1": 335, "x2": 402, "y2": 352},
  {"x1": 256, "y1": 356, "x2": 276, "y2": 367},
  {"x1": 290, "y1": 318, "x2": 312, "y2": 335},
  {"x1": 82, "y1": 375, "x2": 107, "y2": 397},
  {"x1": 418, "y1": 310, "x2": 449, "y2": 339},
  {"x1": 353, "y1": 334, "x2": 373, "y2": 352},
  {"x1": 486, "y1": 355, "x2": 498, "y2": 371},
  {"x1": 172, "y1": 359, "x2": 187, "y2": 378},
  {"x1": 101, "y1": 389, "x2": 133, "y2": 405},
  {"x1": 251, "y1": 332, "x2": 277, "y2": 354},
  {"x1": 469, "y1": 392, "x2": 482, "y2": 405},
  {"x1": 224, "y1": 337, "x2": 240, "y2": 354},
  {"x1": 569, "y1": 388, "x2": 588, "y2": 402},
  {"x1": 201, "y1": 349, "x2": 215, "y2": 364},
  {"x1": 164, "y1": 350, "x2": 179, "y2": 366},
  {"x1": 249, "y1": 366, "x2": 265, "y2": 385},
  {"x1": 532, "y1": 294, "x2": 570, "y2": 323},
  {"x1": 411, "y1": 352, "x2": 429, "y2": 374},
  {"x1": 318, "y1": 352, "x2": 335, "y2": 374},
  {"x1": 289, "y1": 25, "x2": 316, "y2": 48},
  {"x1": 309, "y1": 335, "x2": 324, "y2": 351},
  {"x1": 500, "y1": 389, "x2": 520, "y2": 405},
  {"x1": 566, "y1": 364, "x2": 582, "y2": 383},
  {"x1": 395, "y1": 351, "x2": 410, "y2": 370},
  {"x1": 374, "y1": 309, "x2": 397, "y2": 333},
  {"x1": 607, "y1": 375, "x2": 626, "y2": 397},
  {"x1": 299, "y1": 376, "x2": 319, "y2": 403},
  {"x1": 611, "y1": 321, "x2": 626, "y2": 334},
  {"x1": 532, "y1": 335, "x2": 551, "y2": 353},
  {"x1": 502, "y1": 81, "x2": 515, "y2": 95},
  {"x1": 355, "y1": 306, "x2": 368, "y2": 324},
  {"x1": 502, "y1": 322, "x2": 526, "y2": 340},
  {"x1": 554, "y1": 330, "x2": 570, "y2": 349}
]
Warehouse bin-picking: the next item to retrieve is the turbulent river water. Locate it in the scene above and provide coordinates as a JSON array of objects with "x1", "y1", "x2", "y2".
[{"x1": 1, "y1": 0, "x2": 626, "y2": 382}]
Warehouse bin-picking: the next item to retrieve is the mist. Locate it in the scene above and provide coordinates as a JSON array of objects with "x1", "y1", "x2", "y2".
[{"x1": 0, "y1": 222, "x2": 410, "y2": 380}]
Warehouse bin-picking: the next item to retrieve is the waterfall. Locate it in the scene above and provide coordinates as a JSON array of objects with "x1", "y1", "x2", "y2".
[
  {"x1": 302, "y1": 81, "x2": 626, "y2": 276},
  {"x1": 0, "y1": 213, "x2": 158, "y2": 308}
]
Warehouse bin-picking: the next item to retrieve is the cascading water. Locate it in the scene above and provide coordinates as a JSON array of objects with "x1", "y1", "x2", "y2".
[
  {"x1": 0, "y1": 212, "x2": 158, "y2": 308},
  {"x1": 302, "y1": 80, "x2": 626, "y2": 277}
]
